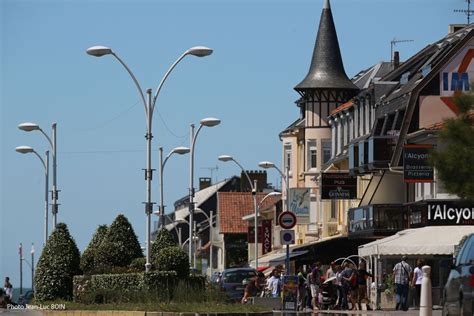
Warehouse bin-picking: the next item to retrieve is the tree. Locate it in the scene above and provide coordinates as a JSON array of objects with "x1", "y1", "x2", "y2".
[
  {"x1": 151, "y1": 228, "x2": 177, "y2": 265},
  {"x1": 80, "y1": 225, "x2": 108, "y2": 274},
  {"x1": 155, "y1": 246, "x2": 189, "y2": 278},
  {"x1": 34, "y1": 223, "x2": 81, "y2": 301},
  {"x1": 95, "y1": 214, "x2": 143, "y2": 268},
  {"x1": 431, "y1": 93, "x2": 474, "y2": 200}
]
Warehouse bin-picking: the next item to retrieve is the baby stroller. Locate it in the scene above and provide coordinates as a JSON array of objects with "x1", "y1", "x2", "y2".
[{"x1": 320, "y1": 276, "x2": 338, "y2": 310}]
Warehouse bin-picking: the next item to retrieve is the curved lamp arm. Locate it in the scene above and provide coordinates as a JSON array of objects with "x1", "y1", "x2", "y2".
[
  {"x1": 110, "y1": 53, "x2": 147, "y2": 113},
  {"x1": 151, "y1": 50, "x2": 189, "y2": 112},
  {"x1": 232, "y1": 159, "x2": 255, "y2": 192}
]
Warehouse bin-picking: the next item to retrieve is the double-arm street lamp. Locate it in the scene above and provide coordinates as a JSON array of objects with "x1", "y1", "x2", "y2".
[
  {"x1": 87, "y1": 45, "x2": 213, "y2": 272},
  {"x1": 18, "y1": 122, "x2": 58, "y2": 228},
  {"x1": 188, "y1": 118, "x2": 220, "y2": 268},
  {"x1": 218, "y1": 155, "x2": 260, "y2": 268},
  {"x1": 159, "y1": 146, "x2": 190, "y2": 229},
  {"x1": 15, "y1": 146, "x2": 50, "y2": 245}
]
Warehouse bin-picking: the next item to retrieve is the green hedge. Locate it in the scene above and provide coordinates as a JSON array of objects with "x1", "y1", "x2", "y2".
[{"x1": 73, "y1": 271, "x2": 183, "y2": 303}]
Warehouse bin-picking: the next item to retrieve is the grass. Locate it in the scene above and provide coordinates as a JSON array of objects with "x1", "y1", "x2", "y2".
[{"x1": 40, "y1": 301, "x2": 271, "y2": 312}]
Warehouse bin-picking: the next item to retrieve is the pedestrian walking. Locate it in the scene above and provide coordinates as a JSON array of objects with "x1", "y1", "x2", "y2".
[
  {"x1": 356, "y1": 261, "x2": 373, "y2": 310},
  {"x1": 412, "y1": 259, "x2": 424, "y2": 307},
  {"x1": 266, "y1": 269, "x2": 281, "y2": 298},
  {"x1": 297, "y1": 266, "x2": 307, "y2": 311},
  {"x1": 3, "y1": 277, "x2": 13, "y2": 300},
  {"x1": 309, "y1": 262, "x2": 322, "y2": 310},
  {"x1": 340, "y1": 262, "x2": 354, "y2": 310},
  {"x1": 241, "y1": 273, "x2": 264, "y2": 304},
  {"x1": 393, "y1": 255, "x2": 413, "y2": 311}
]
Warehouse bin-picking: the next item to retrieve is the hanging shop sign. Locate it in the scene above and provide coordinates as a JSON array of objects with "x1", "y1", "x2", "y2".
[
  {"x1": 428, "y1": 202, "x2": 474, "y2": 225},
  {"x1": 261, "y1": 220, "x2": 272, "y2": 254},
  {"x1": 403, "y1": 144, "x2": 434, "y2": 183},
  {"x1": 321, "y1": 172, "x2": 357, "y2": 200},
  {"x1": 407, "y1": 201, "x2": 474, "y2": 227},
  {"x1": 288, "y1": 188, "x2": 310, "y2": 216}
]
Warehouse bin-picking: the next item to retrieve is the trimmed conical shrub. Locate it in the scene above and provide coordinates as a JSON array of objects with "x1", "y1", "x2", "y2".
[
  {"x1": 80, "y1": 225, "x2": 108, "y2": 274},
  {"x1": 155, "y1": 246, "x2": 189, "y2": 278},
  {"x1": 151, "y1": 228, "x2": 176, "y2": 265},
  {"x1": 34, "y1": 223, "x2": 81, "y2": 301},
  {"x1": 95, "y1": 214, "x2": 143, "y2": 268}
]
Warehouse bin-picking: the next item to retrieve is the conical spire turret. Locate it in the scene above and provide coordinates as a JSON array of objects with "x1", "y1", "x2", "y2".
[{"x1": 295, "y1": 0, "x2": 358, "y2": 92}]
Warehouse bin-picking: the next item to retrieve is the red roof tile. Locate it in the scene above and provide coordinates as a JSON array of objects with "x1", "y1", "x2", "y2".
[
  {"x1": 330, "y1": 101, "x2": 353, "y2": 116},
  {"x1": 218, "y1": 192, "x2": 280, "y2": 234}
]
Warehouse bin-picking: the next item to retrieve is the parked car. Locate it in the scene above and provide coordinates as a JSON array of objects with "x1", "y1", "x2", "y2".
[
  {"x1": 442, "y1": 233, "x2": 474, "y2": 316},
  {"x1": 218, "y1": 267, "x2": 258, "y2": 301}
]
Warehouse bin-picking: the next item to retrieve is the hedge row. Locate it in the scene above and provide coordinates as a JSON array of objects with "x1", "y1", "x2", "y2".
[{"x1": 73, "y1": 272, "x2": 205, "y2": 303}]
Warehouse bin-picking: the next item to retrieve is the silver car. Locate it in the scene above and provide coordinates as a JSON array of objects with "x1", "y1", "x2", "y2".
[{"x1": 442, "y1": 233, "x2": 474, "y2": 316}]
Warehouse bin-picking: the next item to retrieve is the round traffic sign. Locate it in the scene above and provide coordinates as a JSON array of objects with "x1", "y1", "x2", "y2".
[{"x1": 279, "y1": 211, "x2": 297, "y2": 229}]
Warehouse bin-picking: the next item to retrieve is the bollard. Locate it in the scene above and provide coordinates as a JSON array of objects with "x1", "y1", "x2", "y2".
[{"x1": 419, "y1": 265, "x2": 432, "y2": 316}]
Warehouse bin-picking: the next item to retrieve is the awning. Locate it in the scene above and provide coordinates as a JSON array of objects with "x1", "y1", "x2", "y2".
[
  {"x1": 358, "y1": 226, "x2": 474, "y2": 257},
  {"x1": 249, "y1": 250, "x2": 308, "y2": 268}
]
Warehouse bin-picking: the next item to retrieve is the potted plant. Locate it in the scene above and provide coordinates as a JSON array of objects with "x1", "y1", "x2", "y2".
[{"x1": 380, "y1": 274, "x2": 395, "y2": 309}]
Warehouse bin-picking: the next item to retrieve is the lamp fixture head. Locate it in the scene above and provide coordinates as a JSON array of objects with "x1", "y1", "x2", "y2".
[
  {"x1": 200, "y1": 117, "x2": 221, "y2": 127},
  {"x1": 186, "y1": 46, "x2": 213, "y2": 57},
  {"x1": 15, "y1": 146, "x2": 35, "y2": 154},
  {"x1": 172, "y1": 146, "x2": 190, "y2": 155},
  {"x1": 218, "y1": 155, "x2": 233, "y2": 162},
  {"x1": 86, "y1": 45, "x2": 113, "y2": 57},
  {"x1": 258, "y1": 161, "x2": 276, "y2": 169},
  {"x1": 18, "y1": 122, "x2": 40, "y2": 132}
]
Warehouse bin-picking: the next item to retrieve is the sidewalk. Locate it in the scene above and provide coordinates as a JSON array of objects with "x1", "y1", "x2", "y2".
[{"x1": 273, "y1": 309, "x2": 442, "y2": 316}]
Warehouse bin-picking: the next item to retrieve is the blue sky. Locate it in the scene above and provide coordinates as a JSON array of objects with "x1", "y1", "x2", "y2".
[{"x1": 0, "y1": 0, "x2": 461, "y2": 287}]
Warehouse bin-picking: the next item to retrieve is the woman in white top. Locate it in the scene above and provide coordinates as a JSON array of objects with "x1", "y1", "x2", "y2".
[{"x1": 412, "y1": 259, "x2": 424, "y2": 307}]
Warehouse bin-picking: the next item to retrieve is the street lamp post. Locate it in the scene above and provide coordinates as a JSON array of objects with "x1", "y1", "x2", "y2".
[
  {"x1": 18, "y1": 122, "x2": 58, "y2": 228},
  {"x1": 188, "y1": 118, "x2": 221, "y2": 269},
  {"x1": 87, "y1": 45, "x2": 213, "y2": 272},
  {"x1": 259, "y1": 161, "x2": 291, "y2": 274},
  {"x1": 218, "y1": 155, "x2": 259, "y2": 268},
  {"x1": 16, "y1": 146, "x2": 49, "y2": 245},
  {"x1": 159, "y1": 146, "x2": 190, "y2": 229},
  {"x1": 194, "y1": 208, "x2": 214, "y2": 276},
  {"x1": 31, "y1": 244, "x2": 35, "y2": 292}
]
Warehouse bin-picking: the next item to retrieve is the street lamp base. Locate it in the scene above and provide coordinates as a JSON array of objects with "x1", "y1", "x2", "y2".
[{"x1": 145, "y1": 262, "x2": 152, "y2": 272}]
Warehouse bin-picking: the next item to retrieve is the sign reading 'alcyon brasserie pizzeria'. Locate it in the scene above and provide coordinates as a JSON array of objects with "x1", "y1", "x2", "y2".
[
  {"x1": 321, "y1": 173, "x2": 357, "y2": 200},
  {"x1": 403, "y1": 145, "x2": 434, "y2": 182}
]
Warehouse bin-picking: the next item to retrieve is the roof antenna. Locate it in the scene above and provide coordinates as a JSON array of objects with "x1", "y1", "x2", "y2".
[
  {"x1": 201, "y1": 165, "x2": 219, "y2": 184},
  {"x1": 390, "y1": 38, "x2": 414, "y2": 67},
  {"x1": 454, "y1": 0, "x2": 474, "y2": 24}
]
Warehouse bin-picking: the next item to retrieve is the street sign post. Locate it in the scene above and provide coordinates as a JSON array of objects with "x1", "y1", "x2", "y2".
[
  {"x1": 278, "y1": 211, "x2": 297, "y2": 278},
  {"x1": 280, "y1": 229, "x2": 295, "y2": 245},
  {"x1": 279, "y1": 211, "x2": 297, "y2": 229}
]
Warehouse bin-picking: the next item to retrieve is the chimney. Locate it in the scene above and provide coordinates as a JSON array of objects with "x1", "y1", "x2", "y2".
[
  {"x1": 448, "y1": 24, "x2": 468, "y2": 34},
  {"x1": 393, "y1": 51, "x2": 400, "y2": 68},
  {"x1": 199, "y1": 177, "x2": 212, "y2": 190},
  {"x1": 240, "y1": 170, "x2": 267, "y2": 192}
]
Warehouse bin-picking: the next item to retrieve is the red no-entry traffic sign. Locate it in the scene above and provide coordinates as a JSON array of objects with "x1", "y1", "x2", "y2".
[{"x1": 278, "y1": 211, "x2": 297, "y2": 229}]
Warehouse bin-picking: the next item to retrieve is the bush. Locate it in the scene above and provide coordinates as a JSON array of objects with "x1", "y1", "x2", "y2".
[
  {"x1": 73, "y1": 271, "x2": 179, "y2": 303},
  {"x1": 151, "y1": 229, "x2": 177, "y2": 264},
  {"x1": 35, "y1": 223, "x2": 81, "y2": 301},
  {"x1": 155, "y1": 246, "x2": 189, "y2": 278},
  {"x1": 129, "y1": 257, "x2": 146, "y2": 272},
  {"x1": 95, "y1": 214, "x2": 143, "y2": 268},
  {"x1": 80, "y1": 225, "x2": 108, "y2": 274}
]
